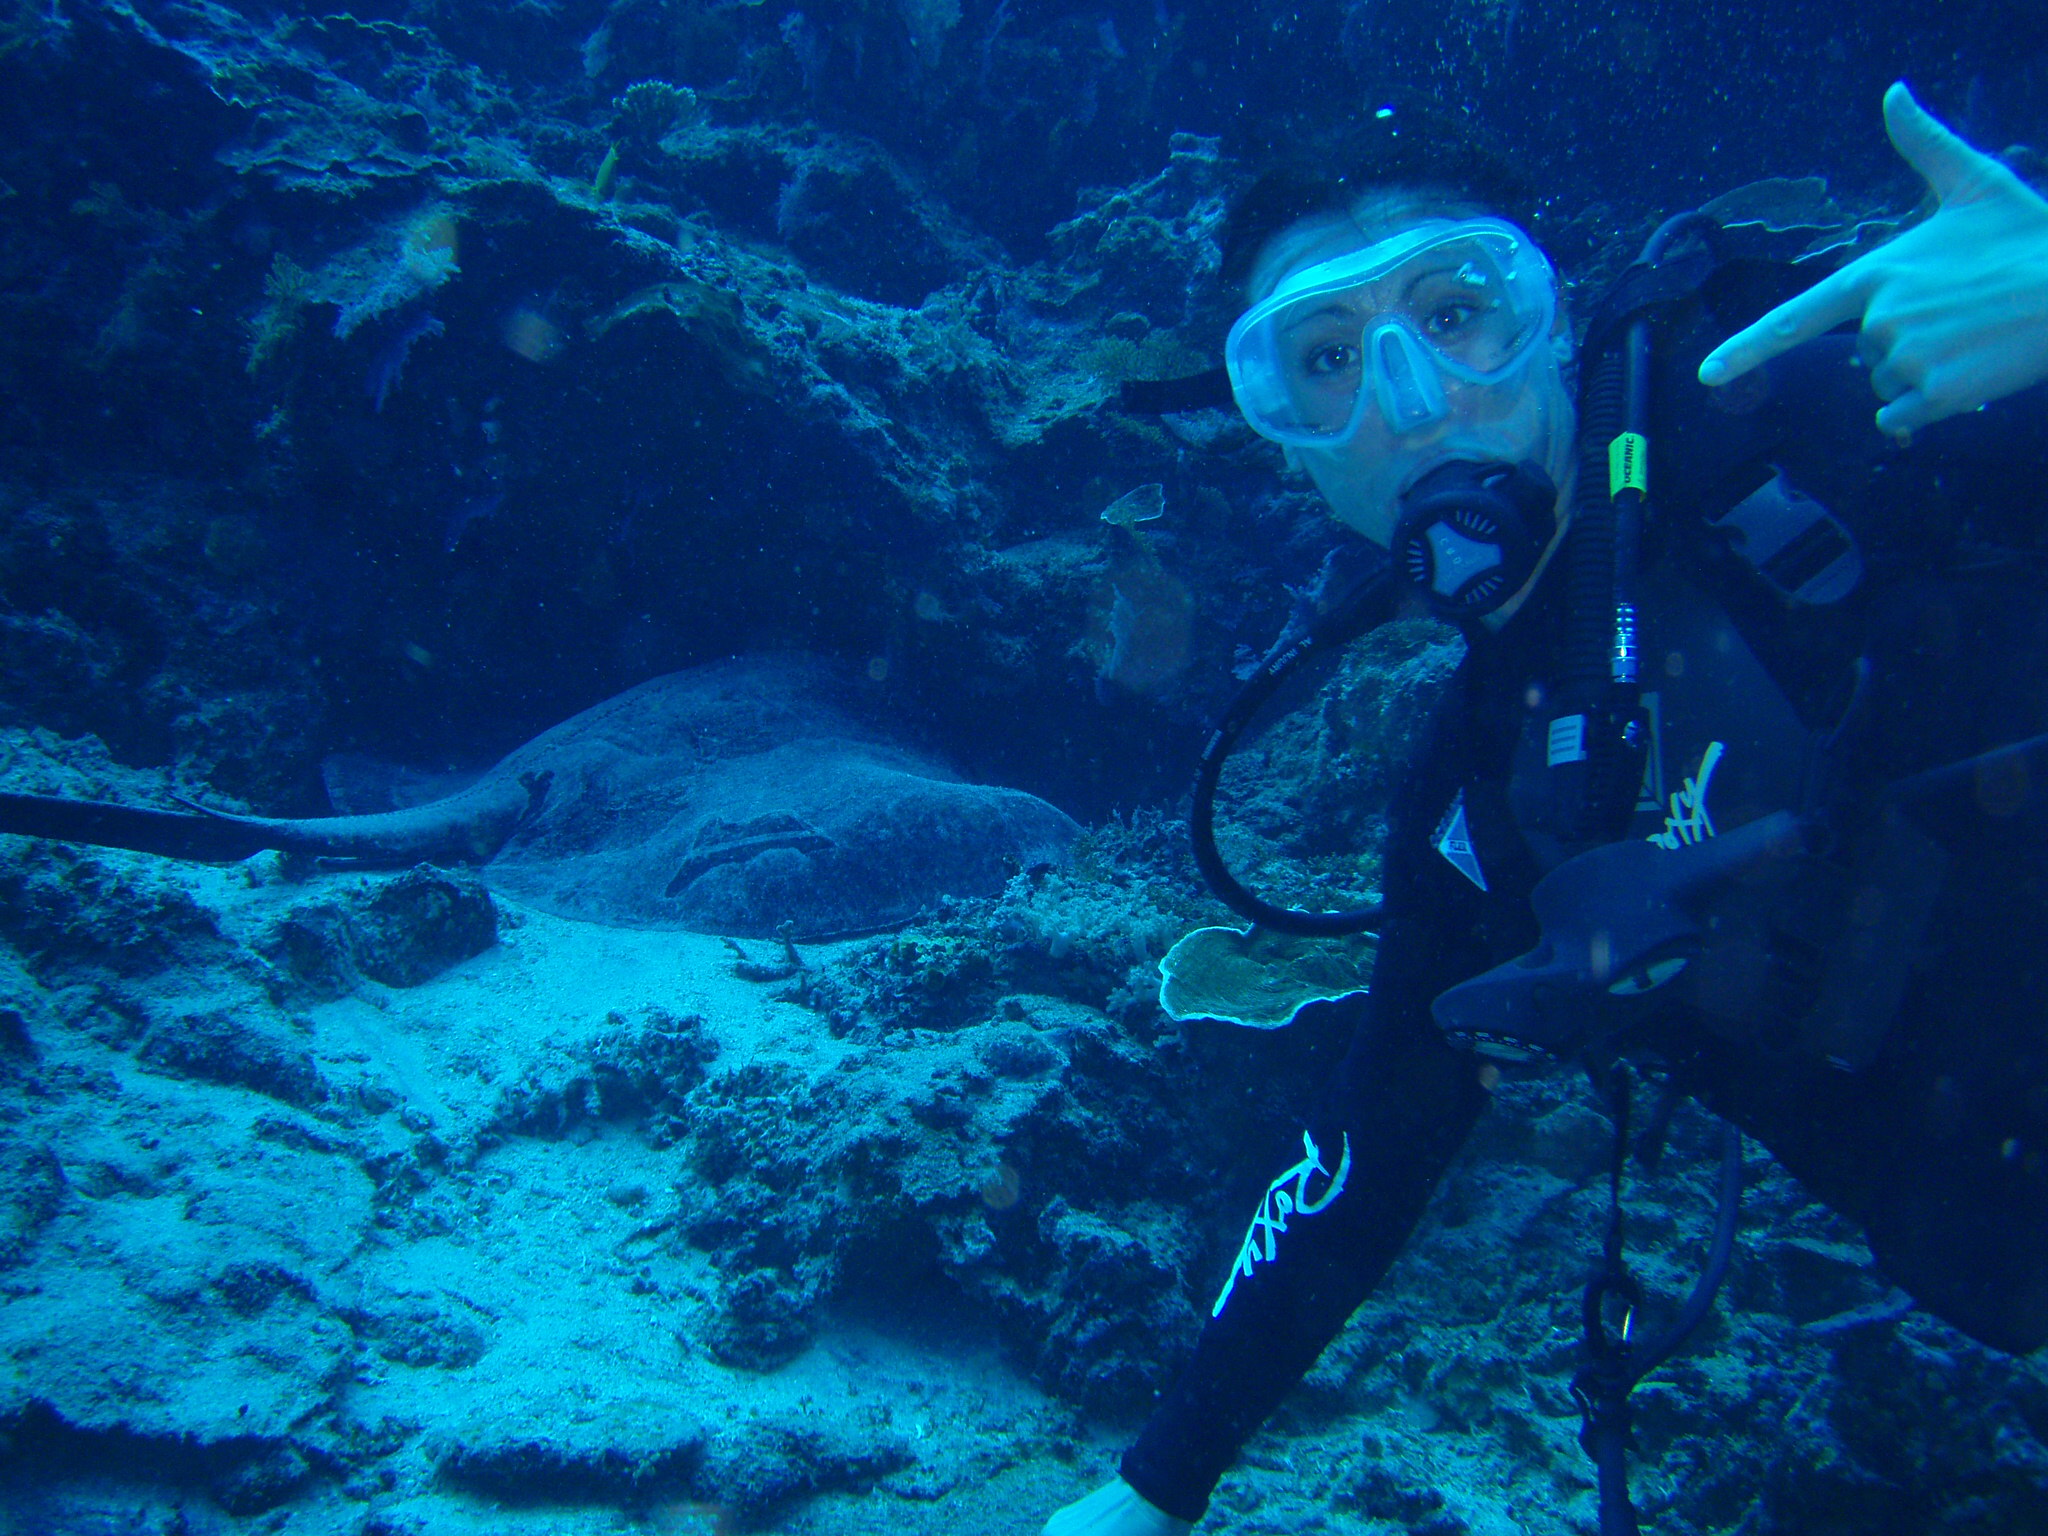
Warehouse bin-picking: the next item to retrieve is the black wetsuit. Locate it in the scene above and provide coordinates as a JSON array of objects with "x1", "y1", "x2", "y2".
[{"x1": 1123, "y1": 269, "x2": 2048, "y2": 1524}]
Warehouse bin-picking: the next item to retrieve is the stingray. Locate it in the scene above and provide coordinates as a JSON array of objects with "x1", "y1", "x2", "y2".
[{"x1": 0, "y1": 658, "x2": 1081, "y2": 939}]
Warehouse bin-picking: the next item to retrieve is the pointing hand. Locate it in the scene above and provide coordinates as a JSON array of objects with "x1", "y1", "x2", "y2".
[{"x1": 1698, "y1": 82, "x2": 2048, "y2": 437}]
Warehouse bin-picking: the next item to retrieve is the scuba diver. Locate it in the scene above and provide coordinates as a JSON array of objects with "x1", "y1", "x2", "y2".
[{"x1": 1042, "y1": 82, "x2": 2048, "y2": 1535}]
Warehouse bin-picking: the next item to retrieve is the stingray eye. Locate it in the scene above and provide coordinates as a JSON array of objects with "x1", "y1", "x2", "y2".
[{"x1": 1607, "y1": 953, "x2": 1691, "y2": 996}]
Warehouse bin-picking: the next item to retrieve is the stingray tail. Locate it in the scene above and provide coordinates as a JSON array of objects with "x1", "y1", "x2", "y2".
[
  {"x1": 0, "y1": 792, "x2": 277, "y2": 862},
  {"x1": 0, "y1": 770, "x2": 550, "y2": 868},
  {"x1": 175, "y1": 770, "x2": 550, "y2": 864}
]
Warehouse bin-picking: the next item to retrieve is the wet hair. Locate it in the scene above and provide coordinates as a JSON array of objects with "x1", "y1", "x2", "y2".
[{"x1": 1219, "y1": 110, "x2": 1538, "y2": 294}]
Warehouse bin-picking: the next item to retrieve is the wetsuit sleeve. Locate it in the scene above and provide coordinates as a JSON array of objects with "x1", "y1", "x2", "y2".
[{"x1": 1119, "y1": 681, "x2": 1496, "y2": 1525}]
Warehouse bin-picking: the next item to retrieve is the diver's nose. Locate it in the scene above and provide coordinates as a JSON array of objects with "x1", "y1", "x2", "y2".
[{"x1": 1371, "y1": 323, "x2": 1449, "y2": 434}]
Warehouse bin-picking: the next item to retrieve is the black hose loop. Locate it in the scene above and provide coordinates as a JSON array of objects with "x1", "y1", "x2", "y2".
[
  {"x1": 1639, "y1": 208, "x2": 1723, "y2": 268},
  {"x1": 1187, "y1": 552, "x2": 1396, "y2": 937},
  {"x1": 1634, "y1": 1121, "x2": 1745, "y2": 1380},
  {"x1": 1188, "y1": 637, "x2": 1386, "y2": 936}
]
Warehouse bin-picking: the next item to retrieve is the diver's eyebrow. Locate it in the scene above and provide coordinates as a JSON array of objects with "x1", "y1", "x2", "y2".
[
  {"x1": 1276, "y1": 298, "x2": 1361, "y2": 336},
  {"x1": 1399, "y1": 261, "x2": 1463, "y2": 302},
  {"x1": 1275, "y1": 261, "x2": 1469, "y2": 336}
]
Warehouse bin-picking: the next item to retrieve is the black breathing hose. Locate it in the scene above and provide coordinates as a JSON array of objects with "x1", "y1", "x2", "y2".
[
  {"x1": 1554, "y1": 209, "x2": 1725, "y2": 846},
  {"x1": 1565, "y1": 346, "x2": 1624, "y2": 696},
  {"x1": 1606, "y1": 209, "x2": 1714, "y2": 694},
  {"x1": 1187, "y1": 563, "x2": 1394, "y2": 936}
]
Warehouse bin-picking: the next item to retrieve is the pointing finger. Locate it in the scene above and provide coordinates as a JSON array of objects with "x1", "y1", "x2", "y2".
[
  {"x1": 1697, "y1": 262, "x2": 1869, "y2": 388},
  {"x1": 1882, "y1": 80, "x2": 2009, "y2": 205}
]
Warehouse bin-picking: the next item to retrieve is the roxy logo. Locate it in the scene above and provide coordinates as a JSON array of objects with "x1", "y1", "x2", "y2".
[
  {"x1": 1213, "y1": 1130, "x2": 1352, "y2": 1317},
  {"x1": 1648, "y1": 741, "x2": 1725, "y2": 850}
]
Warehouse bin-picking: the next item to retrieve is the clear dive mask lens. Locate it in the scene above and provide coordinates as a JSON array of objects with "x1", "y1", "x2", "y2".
[{"x1": 1225, "y1": 219, "x2": 1559, "y2": 448}]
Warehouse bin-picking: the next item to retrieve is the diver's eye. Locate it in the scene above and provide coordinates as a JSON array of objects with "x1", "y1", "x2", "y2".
[
  {"x1": 1424, "y1": 301, "x2": 1482, "y2": 338},
  {"x1": 1302, "y1": 340, "x2": 1358, "y2": 378}
]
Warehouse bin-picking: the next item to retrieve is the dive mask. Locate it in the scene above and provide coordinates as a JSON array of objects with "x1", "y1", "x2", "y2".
[{"x1": 1226, "y1": 218, "x2": 1559, "y2": 448}]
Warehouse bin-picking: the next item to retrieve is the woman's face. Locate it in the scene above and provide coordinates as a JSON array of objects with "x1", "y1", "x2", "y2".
[{"x1": 1243, "y1": 201, "x2": 1579, "y2": 547}]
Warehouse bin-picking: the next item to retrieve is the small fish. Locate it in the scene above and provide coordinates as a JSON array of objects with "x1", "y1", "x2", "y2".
[
  {"x1": 1099, "y1": 483, "x2": 1165, "y2": 527},
  {"x1": 367, "y1": 312, "x2": 444, "y2": 413},
  {"x1": 443, "y1": 492, "x2": 506, "y2": 555},
  {"x1": 592, "y1": 143, "x2": 622, "y2": 201}
]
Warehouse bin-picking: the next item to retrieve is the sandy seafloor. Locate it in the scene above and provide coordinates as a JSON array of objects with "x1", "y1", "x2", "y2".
[
  {"x1": 4, "y1": 725, "x2": 2048, "y2": 1536},
  {"x1": 0, "y1": 841, "x2": 1083, "y2": 1536}
]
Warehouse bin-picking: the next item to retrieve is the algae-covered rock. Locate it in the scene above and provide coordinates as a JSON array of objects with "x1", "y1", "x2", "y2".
[
  {"x1": 1157, "y1": 924, "x2": 1376, "y2": 1029},
  {"x1": 264, "y1": 863, "x2": 497, "y2": 998}
]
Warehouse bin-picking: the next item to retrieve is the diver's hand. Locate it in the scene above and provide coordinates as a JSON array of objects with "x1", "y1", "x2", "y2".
[
  {"x1": 1698, "y1": 81, "x2": 2048, "y2": 437},
  {"x1": 1041, "y1": 1477, "x2": 1194, "y2": 1535}
]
